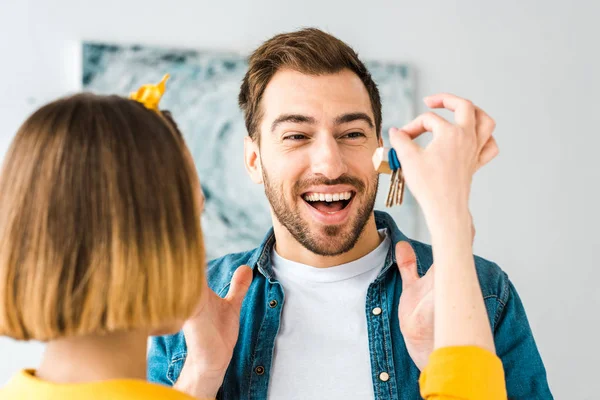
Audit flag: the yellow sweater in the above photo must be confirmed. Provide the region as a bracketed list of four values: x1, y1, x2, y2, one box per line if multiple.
[1, 346, 506, 399]
[0, 371, 196, 400]
[420, 346, 507, 400]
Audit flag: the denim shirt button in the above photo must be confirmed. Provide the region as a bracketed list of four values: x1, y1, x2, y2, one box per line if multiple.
[372, 307, 382, 316]
[255, 366, 265, 375]
[269, 300, 278, 308]
[379, 372, 390, 382]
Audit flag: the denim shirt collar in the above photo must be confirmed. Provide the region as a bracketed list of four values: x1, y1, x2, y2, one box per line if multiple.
[246, 210, 422, 282]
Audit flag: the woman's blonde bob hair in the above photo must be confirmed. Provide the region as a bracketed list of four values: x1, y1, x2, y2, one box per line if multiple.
[0, 93, 205, 341]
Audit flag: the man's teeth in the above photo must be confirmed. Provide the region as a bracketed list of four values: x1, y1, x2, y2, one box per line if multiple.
[303, 192, 353, 202]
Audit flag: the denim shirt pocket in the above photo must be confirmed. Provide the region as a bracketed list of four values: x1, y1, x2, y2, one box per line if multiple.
[167, 351, 187, 385]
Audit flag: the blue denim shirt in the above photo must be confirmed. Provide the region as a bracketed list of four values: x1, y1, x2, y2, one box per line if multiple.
[148, 211, 553, 399]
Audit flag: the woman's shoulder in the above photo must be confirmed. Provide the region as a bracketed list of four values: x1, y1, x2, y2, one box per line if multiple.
[103, 379, 197, 400]
[1, 370, 197, 400]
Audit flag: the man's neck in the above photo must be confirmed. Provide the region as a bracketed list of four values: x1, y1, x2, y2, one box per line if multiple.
[272, 214, 382, 268]
[36, 330, 149, 384]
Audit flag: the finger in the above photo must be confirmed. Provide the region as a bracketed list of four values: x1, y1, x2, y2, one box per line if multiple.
[389, 127, 421, 161]
[475, 107, 496, 150]
[193, 269, 213, 312]
[423, 93, 476, 132]
[400, 112, 455, 140]
[476, 137, 499, 171]
[421, 263, 435, 287]
[225, 265, 253, 311]
[395, 241, 420, 289]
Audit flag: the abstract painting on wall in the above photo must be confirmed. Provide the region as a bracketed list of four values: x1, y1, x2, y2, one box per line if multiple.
[82, 43, 417, 259]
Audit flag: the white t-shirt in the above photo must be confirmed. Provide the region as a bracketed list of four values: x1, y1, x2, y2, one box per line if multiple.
[267, 229, 391, 400]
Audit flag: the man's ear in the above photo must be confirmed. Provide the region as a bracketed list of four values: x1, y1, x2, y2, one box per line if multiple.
[378, 134, 384, 148]
[244, 136, 263, 184]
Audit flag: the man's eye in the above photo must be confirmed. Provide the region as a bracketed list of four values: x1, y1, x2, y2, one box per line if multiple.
[284, 134, 308, 141]
[343, 132, 366, 139]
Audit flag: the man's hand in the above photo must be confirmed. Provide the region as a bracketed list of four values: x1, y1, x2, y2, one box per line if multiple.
[175, 265, 253, 399]
[396, 241, 435, 370]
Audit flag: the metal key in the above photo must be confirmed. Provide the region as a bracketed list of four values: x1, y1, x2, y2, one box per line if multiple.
[373, 147, 405, 207]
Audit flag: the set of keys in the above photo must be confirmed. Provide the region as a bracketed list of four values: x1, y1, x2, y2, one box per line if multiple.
[372, 147, 405, 207]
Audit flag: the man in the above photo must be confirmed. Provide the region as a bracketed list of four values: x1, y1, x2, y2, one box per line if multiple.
[148, 28, 552, 399]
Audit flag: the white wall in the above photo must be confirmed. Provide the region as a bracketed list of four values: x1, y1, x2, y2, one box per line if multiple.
[1, 0, 598, 398]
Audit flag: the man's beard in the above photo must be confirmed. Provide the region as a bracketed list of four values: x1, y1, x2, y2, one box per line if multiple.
[263, 170, 378, 257]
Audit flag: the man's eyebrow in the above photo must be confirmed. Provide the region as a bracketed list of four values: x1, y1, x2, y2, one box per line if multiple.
[271, 114, 317, 133]
[334, 112, 374, 128]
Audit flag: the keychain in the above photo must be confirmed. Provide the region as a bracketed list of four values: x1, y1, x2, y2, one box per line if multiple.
[372, 147, 405, 207]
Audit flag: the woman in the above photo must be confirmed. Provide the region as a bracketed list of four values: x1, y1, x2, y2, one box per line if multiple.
[0, 78, 209, 399]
